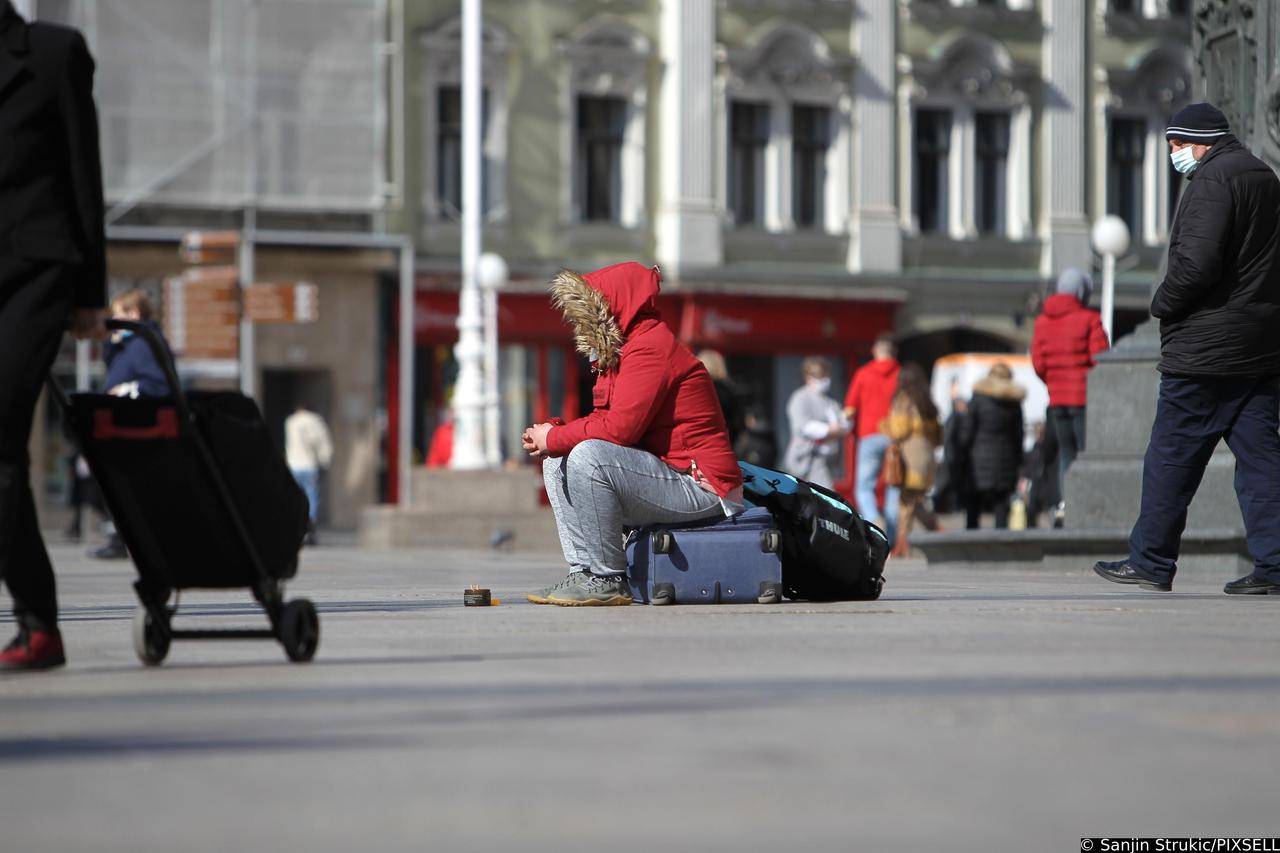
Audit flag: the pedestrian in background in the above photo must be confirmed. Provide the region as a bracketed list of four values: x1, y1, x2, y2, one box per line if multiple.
[0, 0, 107, 671]
[784, 356, 850, 490]
[88, 289, 172, 560]
[1031, 266, 1108, 523]
[958, 362, 1025, 529]
[285, 405, 333, 546]
[734, 405, 778, 470]
[1094, 102, 1280, 595]
[698, 349, 748, 448]
[843, 333, 901, 538]
[879, 363, 943, 557]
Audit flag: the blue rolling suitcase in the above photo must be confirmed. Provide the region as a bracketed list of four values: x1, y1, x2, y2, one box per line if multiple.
[626, 507, 784, 605]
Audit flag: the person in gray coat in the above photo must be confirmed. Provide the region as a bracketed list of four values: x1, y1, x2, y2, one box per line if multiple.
[783, 356, 850, 489]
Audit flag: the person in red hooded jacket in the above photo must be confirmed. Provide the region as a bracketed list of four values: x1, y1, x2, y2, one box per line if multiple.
[842, 333, 901, 541]
[1031, 267, 1109, 500]
[522, 263, 743, 606]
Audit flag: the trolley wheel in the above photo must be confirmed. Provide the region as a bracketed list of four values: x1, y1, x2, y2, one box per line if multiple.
[651, 530, 674, 554]
[760, 529, 781, 554]
[279, 599, 320, 663]
[132, 605, 170, 666]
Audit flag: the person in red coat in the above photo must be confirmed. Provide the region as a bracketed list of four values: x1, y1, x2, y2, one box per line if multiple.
[843, 333, 901, 540]
[1031, 268, 1109, 501]
[522, 263, 743, 606]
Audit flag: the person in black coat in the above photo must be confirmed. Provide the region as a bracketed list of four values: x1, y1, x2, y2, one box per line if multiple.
[0, 1, 106, 670]
[1095, 103, 1280, 595]
[958, 363, 1024, 529]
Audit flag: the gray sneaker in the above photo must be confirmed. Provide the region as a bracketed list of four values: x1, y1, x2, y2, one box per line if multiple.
[547, 572, 633, 607]
[527, 571, 590, 605]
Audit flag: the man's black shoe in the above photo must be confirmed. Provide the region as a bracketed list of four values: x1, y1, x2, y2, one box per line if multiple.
[1093, 559, 1172, 592]
[1223, 574, 1280, 595]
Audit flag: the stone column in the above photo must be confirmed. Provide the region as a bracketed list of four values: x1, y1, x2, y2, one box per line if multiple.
[1041, 0, 1091, 276]
[847, 0, 900, 273]
[655, 0, 722, 273]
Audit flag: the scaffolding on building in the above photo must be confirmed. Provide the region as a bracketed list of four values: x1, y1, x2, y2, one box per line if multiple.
[38, 0, 392, 219]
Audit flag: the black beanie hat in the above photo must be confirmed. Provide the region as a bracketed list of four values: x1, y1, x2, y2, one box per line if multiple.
[1166, 102, 1230, 142]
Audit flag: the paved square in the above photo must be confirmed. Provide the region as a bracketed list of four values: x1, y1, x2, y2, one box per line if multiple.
[2, 543, 1277, 852]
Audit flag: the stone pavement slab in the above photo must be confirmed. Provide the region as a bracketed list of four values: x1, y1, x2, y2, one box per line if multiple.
[2, 543, 1278, 852]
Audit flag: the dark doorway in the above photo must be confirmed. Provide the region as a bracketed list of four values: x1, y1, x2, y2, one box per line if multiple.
[263, 369, 333, 524]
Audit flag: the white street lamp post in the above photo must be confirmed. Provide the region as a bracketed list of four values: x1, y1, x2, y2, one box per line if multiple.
[450, 0, 487, 470]
[1090, 215, 1131, 343]
[478, 252, 508, 468]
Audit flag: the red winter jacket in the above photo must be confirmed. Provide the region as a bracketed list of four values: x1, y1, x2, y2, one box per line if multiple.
[1031, 294, 1109, 407]
[545, 263, 742, 499]
[843, 357, 900, 439]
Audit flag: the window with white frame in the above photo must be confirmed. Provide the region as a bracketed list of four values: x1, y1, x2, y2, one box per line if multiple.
[1108, 115, 1146, 239]
[576, 95, 627, 222]
[720, 22, 852, 235]
[560, 19, 650, 227]
[729, 101, 770, 226]
[1102, 47, 1192, 244]
[905, 36, 1032, 240]
[792, 104, 832, 229]
[914, 108, 951, 234]
[419, 18, 509, 225]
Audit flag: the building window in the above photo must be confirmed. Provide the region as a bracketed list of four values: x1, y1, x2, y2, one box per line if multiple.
[729, 101, 770, 226]
[914, 108, 951, 234]
[1111, 0, 1137, 13]
[575, 95, 627, 222]
[974, 111, 1009, 235]
[1108, 116, 1146, 239]
[419, 18, 511, 227]
[792, 105, 831, 229]
[435, 86, 491, 219]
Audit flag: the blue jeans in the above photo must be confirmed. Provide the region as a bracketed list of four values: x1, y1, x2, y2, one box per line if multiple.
[1129, 375, 1280, 582]
[855, 433, 899, 544]
[291, 468, 320, 524]
[543, 440, 726, 576]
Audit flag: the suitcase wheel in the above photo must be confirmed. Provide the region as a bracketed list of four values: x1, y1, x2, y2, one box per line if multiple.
[757, 582, 782, 605]
[651, 583, 675, 606]
[760, 529, 781, 554]
[651, 530, 674, 554]
[132, 605, 171, 666]
[279, 598, 321, 663]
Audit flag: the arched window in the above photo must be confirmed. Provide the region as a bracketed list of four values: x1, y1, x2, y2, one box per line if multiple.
[719, 21, 853, 234]
[418, 16, 511, 227]
[1102, 46, 1192, 244]
[558, 17, 651, 228]
[904, 34, 1034, 241]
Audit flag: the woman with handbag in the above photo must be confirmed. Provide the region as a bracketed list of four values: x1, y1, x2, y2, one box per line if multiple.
[879, 364, 943, 557]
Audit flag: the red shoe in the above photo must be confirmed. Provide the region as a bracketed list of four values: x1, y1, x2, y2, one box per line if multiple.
[0, 629, 66, 671]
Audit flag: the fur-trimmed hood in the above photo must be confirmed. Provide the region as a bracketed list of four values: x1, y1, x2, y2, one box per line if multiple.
[973, 374, 1026, 402]
[550, 262, 661, 370]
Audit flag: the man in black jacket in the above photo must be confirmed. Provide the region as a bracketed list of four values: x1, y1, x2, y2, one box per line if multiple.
[1095, 102, 1280, 594]
[0, 1, 106, 669]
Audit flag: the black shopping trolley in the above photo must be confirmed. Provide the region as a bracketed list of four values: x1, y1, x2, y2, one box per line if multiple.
[49, 319, 319, 665]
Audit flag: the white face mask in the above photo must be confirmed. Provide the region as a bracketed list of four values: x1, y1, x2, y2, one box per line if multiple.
[809, 377, 831, 394]
[1170, 145, 1200, 175]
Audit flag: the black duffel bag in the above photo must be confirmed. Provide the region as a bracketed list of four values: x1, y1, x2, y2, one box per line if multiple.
[739, 461, 888, 601]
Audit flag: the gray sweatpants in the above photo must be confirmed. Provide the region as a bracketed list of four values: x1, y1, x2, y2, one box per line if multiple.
[543, 439, 725, 576]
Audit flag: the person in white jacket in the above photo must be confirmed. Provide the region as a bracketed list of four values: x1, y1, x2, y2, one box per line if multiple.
[285, 406, 333, 544]
[782, 357, 850, 489]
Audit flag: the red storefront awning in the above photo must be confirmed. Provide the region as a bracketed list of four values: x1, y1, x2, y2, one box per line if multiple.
[413, 289, 896, 355]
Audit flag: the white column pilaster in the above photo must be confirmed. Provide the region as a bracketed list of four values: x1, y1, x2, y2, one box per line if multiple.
[1042, 0, 1092, 277]
[655, 0, 722, 273]
[848, 0, 901, 273]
